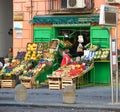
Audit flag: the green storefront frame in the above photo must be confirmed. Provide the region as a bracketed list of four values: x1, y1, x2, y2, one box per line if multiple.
[90, 26, 111, 84]
[32, 14, 111, 84]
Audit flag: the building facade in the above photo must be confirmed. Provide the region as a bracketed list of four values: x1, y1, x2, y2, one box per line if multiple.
[12, 0, 120, 57]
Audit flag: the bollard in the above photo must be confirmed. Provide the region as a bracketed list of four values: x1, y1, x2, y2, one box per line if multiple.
[15, 84, 27, 102]
[63, 85, 76, 104]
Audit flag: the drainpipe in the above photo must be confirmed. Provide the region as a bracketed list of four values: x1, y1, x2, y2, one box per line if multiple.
[30, 0, 33, 42]
[30, 0, 33, 19]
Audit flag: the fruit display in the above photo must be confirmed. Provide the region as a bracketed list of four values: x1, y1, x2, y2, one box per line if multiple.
[0, 59, 21, 78]
[94, 49, 110, 60]
[42, 48, 57, 61]
[49, 62, 86, 78]
[0, 59, 38, 80]
[48, 39, 59, 50]
[10, 59, 21, 68]
[23, 40, 59, 62]
[37, 42, 49, 59]
[37, 42, 48, 51]
[37, 41, 58, 61]
[59, 40, 73, 48]
[24, 43, 38, 60]
[19, 61, 46, 80]
[16, 51, 26, 60]
[89, 44, 100, 51]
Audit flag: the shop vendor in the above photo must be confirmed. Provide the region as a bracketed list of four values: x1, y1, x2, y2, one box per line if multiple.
[60, 49, 72, 67]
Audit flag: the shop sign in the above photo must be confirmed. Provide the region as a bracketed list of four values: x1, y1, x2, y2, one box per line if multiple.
[14, 21, 23, 30]
[16, 30, 22, 38]
[13, 13, 24, 21]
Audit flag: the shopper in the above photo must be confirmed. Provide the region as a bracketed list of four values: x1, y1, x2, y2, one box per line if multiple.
[5, 47, 13, 62]
[2, 58, 10, 69]
[60, 49, 71, 67]
[0, 61, 3, 70]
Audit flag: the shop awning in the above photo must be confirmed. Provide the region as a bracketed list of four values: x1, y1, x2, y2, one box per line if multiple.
[30, 14, 99, 25]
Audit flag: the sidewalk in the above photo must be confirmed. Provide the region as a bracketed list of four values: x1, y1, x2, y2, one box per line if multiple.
[0, 86, 120, 110]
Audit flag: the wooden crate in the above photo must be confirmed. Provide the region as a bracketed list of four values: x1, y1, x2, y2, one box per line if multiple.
[48, 77, 62, 90]
[62, 77, 76, 89]
[21, 79, 33, 89]
[1, 80, 16, 88]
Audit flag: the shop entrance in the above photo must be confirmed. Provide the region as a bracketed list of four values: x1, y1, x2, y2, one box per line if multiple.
[55, 26, 90, 57]
[0, 0, 13, 57]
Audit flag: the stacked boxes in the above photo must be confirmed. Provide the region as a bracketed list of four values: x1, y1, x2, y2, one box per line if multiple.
[48, 77, 62, 90]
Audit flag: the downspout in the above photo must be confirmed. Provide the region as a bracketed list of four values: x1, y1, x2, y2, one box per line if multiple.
[30, 0, 34, 42]
[30, 0, 33, 19]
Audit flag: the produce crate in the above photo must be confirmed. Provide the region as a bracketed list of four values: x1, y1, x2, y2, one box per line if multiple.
[48, 77, 62, 90]
[62, 77, 76, 89]
[21, 79, 33, 89]
[1, 80, 16, 88]
[3, 75, 16, 80]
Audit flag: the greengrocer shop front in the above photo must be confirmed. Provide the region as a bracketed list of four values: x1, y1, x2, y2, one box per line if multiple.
[30, 14, 111, 86]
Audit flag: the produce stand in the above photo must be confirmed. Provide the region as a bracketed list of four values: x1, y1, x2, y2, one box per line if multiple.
[0, 59, 21, 88]
[36, 64, 53, 83]
[47, 62, 94, 90]
[19, 62, 46, 88]
[35, 39, 60, 83]
[18, 39, 60, 88]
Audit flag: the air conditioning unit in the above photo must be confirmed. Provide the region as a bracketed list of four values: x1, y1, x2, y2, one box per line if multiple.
[106, 0, 120, 3]
[99, 5, 118, 26]
[67, 0, 86, 9]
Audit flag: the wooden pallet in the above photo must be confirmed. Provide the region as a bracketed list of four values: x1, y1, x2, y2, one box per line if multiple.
[62, 77, 76, 89]
[48, 77, 62, 90]
[1, 80, 16, 88]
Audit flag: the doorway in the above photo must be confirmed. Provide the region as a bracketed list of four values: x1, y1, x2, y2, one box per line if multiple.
[0, 0, 13, 57]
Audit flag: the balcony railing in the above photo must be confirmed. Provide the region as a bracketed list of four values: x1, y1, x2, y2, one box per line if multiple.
[48, 0, 94, 15]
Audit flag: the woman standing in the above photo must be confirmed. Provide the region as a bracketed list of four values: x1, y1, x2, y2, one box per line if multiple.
[60, 49, 71, 67]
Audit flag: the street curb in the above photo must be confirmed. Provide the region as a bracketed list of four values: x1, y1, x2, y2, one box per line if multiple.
[0, 102, 120, 111]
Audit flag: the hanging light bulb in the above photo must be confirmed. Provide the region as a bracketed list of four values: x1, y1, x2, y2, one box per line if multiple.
[64, 33, 69, 38]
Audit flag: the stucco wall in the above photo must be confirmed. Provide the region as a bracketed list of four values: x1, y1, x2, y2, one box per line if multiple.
[13, 0, 120, 57]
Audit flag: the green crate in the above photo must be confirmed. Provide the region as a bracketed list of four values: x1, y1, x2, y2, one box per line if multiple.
[90, 26, 110, 48]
